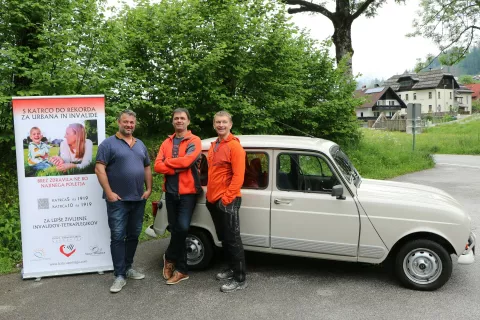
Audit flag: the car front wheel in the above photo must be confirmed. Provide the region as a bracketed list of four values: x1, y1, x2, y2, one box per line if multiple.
[186, 228, 214, 270]
[394, 239, 452, 291]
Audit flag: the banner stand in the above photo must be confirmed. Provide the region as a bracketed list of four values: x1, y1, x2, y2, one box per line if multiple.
[13, 95, 113, 279]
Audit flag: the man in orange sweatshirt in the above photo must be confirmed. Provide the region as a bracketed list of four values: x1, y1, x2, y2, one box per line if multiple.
[206, 110, 247, 292]
[154, 108, 202, 285]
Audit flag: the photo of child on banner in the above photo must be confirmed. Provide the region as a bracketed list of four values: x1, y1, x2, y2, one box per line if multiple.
[24, 120, 98, 177]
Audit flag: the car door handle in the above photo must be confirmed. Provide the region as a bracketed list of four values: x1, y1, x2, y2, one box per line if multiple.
[274, 199, 291, 205]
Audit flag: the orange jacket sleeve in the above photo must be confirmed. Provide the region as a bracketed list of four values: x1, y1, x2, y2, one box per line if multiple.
[221, 142, 245, 205]
[154, 142, 175, 175]
[164, 136, 201, 169]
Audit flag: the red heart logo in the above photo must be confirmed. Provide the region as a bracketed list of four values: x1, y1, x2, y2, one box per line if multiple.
[60, 244, 76, 257]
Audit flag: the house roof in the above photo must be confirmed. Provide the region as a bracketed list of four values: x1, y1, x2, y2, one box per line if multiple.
[384, 69, 458, 91]
[464, 84, 480, 99]
[354, 86, 407, 109]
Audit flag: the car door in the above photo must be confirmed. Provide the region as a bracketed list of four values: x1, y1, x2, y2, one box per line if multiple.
[270, 150, 360, 259]
[239, 150, 272, 248]
[191, 150, 272, 248]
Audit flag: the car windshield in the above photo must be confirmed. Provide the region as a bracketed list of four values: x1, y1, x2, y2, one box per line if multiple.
[331, 146, 362, 188]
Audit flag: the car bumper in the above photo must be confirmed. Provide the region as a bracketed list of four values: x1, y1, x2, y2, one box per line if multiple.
[458, 232, 476, 265]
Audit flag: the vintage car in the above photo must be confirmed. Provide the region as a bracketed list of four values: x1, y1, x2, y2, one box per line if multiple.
[146, 135, 475, 291]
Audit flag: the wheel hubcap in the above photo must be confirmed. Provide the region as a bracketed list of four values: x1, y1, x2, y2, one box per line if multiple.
[403, 248, 442, 284]
[185, 235, 204, 265]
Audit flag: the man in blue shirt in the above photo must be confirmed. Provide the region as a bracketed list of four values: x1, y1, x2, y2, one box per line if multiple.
[95, 110, 152, 293]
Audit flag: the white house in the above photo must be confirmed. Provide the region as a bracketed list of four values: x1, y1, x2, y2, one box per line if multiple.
[354, 86, 407, 120]
[383, 69, 473, 114]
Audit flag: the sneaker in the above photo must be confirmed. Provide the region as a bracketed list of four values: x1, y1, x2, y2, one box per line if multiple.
[216, 269, 234, 281]
[126, 268, 145, 280]
[163, 254, 175, 280]
[220, 279, 247, 293]
[110, 276, 126, 293]
[166, 271, 189, 285]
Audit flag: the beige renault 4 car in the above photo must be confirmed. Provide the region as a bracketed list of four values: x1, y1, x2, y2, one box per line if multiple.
[147, 135, 475, 291]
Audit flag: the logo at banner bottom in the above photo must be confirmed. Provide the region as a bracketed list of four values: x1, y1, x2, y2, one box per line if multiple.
[60, 244, 76, 257]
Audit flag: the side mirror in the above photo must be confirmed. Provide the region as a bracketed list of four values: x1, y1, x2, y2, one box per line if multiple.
[331, 185, 346, 200]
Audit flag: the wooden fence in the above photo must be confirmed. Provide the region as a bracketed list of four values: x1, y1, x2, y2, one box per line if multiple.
[368, 119, 407, 131]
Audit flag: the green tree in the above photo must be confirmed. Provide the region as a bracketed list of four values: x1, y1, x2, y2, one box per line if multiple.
[410, 0, 480, 68]
[459, 75, 476, 84]
[110, 0, 361, 144]
[0, 0, 113, 159]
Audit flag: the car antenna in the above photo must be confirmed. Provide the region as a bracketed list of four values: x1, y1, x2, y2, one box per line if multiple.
[274, 119, 316, 138]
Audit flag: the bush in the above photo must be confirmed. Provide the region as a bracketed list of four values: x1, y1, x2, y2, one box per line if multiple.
[472, 100, 480, 113]
[0, 162, 22, 272]
[443, 115, 455, 122]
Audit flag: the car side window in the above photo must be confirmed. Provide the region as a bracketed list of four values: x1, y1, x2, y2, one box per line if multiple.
[199, 152, 269, 189]
[277, 153, 339, 193]
[243, 152, 269, 189]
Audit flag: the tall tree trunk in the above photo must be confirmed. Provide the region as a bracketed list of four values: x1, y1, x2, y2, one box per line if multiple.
[331, 16, 353, 73]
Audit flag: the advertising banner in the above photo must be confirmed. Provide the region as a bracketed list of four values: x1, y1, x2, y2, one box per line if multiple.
[12, 95, 113, 279]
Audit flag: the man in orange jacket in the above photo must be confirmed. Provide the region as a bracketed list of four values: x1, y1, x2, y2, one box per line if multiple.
[154, 108, 202, 285]
[206, 110, 247, 292]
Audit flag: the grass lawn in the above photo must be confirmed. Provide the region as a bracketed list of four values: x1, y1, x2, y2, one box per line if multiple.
[348, 115, 480, 180]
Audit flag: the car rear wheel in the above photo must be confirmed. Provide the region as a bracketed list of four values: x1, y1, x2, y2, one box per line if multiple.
[394, 239, 452, 291]
[186, 228, 214, 270]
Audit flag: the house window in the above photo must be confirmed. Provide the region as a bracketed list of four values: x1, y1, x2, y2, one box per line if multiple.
[373, 112, 380, 117]
[438, 92, 441, 98]
[413, 93, 417, 100]
[360, 112, 363, 117]
[429, 105, 432, 112]
[450, 92, 452, 99]
[389, 101, 394, 106]
[398, 94, 401, 99]
[405, 94, 409, 101]
[429, 92, 432, 99]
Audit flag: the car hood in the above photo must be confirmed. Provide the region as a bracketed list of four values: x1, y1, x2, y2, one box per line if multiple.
[356, 179, 471, 256]
[357, 179, 461, 208]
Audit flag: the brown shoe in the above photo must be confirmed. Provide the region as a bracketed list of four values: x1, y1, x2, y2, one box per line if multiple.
[166, 271, 189, 285]
[162, 254, 175, 280]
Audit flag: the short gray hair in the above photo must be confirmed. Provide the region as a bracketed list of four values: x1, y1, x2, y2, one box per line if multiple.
[213, 110, 232, 123]
[117, 109, 136, 120]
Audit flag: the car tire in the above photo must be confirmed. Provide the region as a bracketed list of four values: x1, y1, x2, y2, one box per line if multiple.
[186, 228, 214, 270]
[394, 239, 452, 291]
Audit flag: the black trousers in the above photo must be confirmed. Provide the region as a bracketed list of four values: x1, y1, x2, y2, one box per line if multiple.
[206, 197, 246, 282]
[165, 193, 196, 274]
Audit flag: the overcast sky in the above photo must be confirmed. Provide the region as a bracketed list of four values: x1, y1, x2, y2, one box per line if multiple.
[106, 0, 438, 81]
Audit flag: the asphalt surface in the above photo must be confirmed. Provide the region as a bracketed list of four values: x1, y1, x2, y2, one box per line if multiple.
[1, 154, 479, 320]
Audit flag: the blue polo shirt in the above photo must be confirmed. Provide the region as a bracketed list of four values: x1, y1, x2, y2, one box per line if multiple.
[96, 134, 150, 201]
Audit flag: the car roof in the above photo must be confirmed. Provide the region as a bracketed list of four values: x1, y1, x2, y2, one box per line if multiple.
[201, 135, 336, 152]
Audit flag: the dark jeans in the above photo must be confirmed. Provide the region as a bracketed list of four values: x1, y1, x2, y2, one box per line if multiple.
[165, 193, 197, 274]
[206, 197, 246, 282]
[106, 199, 146, 278]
